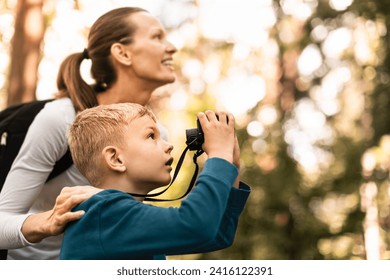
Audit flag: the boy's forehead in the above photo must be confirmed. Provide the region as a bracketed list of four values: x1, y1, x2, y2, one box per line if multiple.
[127, 114, 157, 129]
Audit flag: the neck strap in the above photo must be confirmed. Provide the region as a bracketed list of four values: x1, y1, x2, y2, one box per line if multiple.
[128, 144, 204, 202]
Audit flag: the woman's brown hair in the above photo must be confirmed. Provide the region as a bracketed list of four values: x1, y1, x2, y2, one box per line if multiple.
[56, 7, 147, 111]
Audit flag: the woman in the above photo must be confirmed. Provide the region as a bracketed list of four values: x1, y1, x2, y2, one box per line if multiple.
[0, 7, 177, 259]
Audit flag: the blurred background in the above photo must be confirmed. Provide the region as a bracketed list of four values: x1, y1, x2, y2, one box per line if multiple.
[1, 0, 390, 260]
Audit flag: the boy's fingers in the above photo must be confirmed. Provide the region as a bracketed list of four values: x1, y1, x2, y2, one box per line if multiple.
[216, 111, 227, 124]
[227, 113, 235, 128]
[205, 110, 218, 122]
[197, 112, 207, 126]
[199, 110, 234, 126]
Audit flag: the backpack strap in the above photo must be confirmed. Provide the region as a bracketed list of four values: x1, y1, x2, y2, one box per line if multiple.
[0, 100, 54, 188]
[0, 249, 7, 260]
[47, 149, 73, 182]
[0, 99, 74, 187]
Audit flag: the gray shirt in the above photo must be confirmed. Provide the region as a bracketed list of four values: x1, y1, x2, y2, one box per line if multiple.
[0, 98, 89, 259]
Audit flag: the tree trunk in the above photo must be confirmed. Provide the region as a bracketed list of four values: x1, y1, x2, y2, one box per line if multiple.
[7, 0, 44, 106]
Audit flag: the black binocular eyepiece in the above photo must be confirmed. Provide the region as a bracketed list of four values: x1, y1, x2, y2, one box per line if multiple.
[185, 119, 204, 151]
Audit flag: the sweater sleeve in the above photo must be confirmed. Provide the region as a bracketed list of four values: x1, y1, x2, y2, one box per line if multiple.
[187, 182, 251, 254]
[0, 98, 74, 249]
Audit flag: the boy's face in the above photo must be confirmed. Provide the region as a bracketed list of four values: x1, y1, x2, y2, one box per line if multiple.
[121, 115, 174, 193]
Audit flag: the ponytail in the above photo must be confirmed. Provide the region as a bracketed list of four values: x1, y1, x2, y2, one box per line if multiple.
[56, 7, 148, 112]
[56, 51, 98, 112]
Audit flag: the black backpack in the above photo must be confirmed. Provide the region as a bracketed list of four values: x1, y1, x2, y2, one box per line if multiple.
[0, 99, 73, 260]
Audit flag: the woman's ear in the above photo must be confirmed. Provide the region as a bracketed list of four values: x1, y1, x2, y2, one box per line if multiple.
[110, 43, 132, 66]
[102, 146, 126, 172]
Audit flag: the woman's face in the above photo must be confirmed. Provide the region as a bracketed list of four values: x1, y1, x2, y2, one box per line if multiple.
[126, 12, 177, 87]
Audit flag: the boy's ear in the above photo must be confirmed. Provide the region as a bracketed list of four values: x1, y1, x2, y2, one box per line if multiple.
[102, 146, 126, 172]
[110, 43, 132, 66]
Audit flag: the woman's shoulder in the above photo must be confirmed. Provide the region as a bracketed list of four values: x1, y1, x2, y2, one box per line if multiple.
[46, 97, 73, 107]
[34, 97, 76, 126]
[25, 97, 76, 142]
[43, 97, 75, 119]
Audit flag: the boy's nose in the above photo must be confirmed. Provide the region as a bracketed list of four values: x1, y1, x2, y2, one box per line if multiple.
[167, 144, 174, 153]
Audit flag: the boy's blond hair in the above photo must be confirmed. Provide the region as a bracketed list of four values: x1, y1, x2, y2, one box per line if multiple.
[68, 103, 156, 186]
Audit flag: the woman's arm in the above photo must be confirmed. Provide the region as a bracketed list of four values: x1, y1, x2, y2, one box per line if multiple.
[0, 99, 94, 248]
[21, 186, 102, 243]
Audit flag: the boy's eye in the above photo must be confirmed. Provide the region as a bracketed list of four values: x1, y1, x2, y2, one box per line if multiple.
[148, 133, 155, 139]
[154, 33, 163, 40]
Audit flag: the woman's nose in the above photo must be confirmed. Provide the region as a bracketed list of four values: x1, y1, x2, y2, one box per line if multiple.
[166, 40, 177, 54]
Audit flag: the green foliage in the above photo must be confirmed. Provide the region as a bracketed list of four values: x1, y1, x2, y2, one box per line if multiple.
[189, 0, 390, 259]
[3, 0, 390, 260]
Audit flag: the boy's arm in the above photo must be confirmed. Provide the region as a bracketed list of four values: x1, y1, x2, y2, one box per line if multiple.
[183, 182, 251, 254]
[186, 124, 250, 253]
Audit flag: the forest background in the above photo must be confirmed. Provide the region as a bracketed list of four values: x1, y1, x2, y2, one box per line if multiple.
[1, 0, 390, 260]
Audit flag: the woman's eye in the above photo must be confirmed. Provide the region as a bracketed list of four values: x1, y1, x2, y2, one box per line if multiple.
[154, 34, 162, 40]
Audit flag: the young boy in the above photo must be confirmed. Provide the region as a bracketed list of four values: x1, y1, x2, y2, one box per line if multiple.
[60, 103, 251, 260]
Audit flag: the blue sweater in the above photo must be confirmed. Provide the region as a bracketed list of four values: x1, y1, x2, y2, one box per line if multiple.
[60, 158, 251, 260]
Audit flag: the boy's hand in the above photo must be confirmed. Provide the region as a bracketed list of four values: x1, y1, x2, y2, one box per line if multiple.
[198, 110, 235, 164]
[233, 134, 240, 169]
[233, 134, 241, 188]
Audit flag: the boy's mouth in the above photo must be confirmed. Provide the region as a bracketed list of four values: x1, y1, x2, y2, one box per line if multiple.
[165, 157, 174, 166]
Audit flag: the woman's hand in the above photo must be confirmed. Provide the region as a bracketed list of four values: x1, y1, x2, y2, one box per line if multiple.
[21, 186, 102, 243]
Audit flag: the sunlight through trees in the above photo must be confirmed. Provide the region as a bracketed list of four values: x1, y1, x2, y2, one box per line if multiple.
[1, 0, 390, 259]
